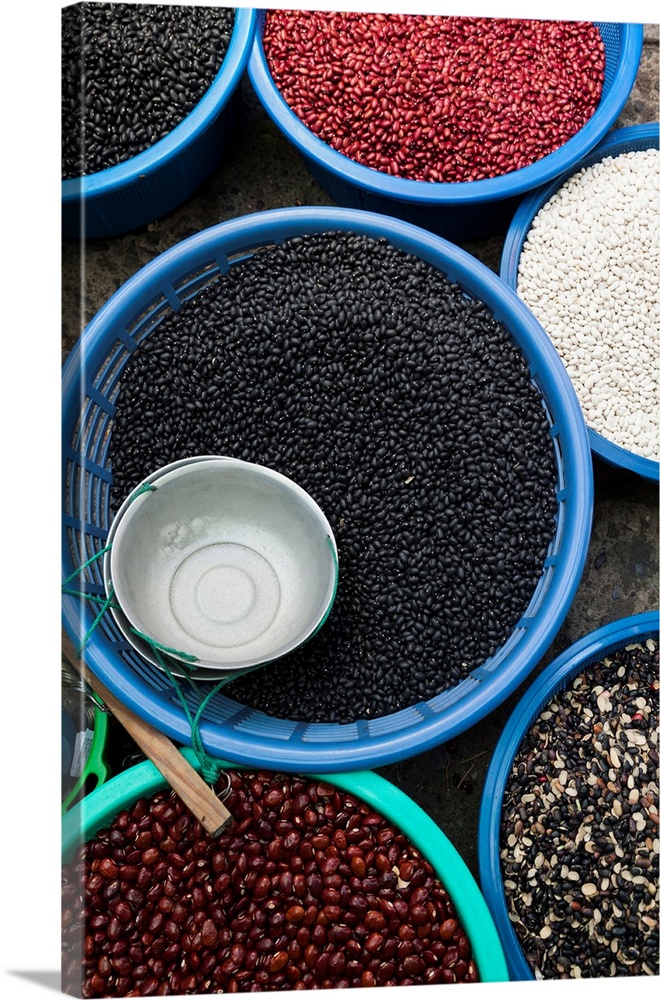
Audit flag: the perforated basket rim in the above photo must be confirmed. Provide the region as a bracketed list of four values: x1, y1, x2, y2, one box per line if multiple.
[62, 206, 594, 771]
[500, 123, 660, 483]
[61, 7, 257, 202]
[477, 609, 660, 981]
[247, 16, 643, 207]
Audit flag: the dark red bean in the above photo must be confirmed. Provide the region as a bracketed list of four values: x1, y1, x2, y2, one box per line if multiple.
[439, 917, 458, 941]
[364, 910, 386, 931]
[328, 923, 352, 945]
[61, 772, 477, 996]
[350, 855, 366, 878]
[269, 950, 289, 973]
[376, 959, 397, 982]
[97, 857, 119, 879]
[410, 904, 431, 926]
[89, 973, 106, 994]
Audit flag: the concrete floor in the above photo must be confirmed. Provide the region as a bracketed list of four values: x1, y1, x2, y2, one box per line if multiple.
[61, 23, 659, 887]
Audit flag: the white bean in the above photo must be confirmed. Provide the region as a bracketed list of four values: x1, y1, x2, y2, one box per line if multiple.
[516, 148, 659, 461]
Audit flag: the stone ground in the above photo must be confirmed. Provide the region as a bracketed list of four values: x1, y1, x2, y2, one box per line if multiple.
[62, 24, 659, 885]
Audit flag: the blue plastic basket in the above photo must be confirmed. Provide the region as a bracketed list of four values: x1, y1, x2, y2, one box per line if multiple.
[62, 206, 593, 772]
[500, 123, 660, 483]
[248, 15, 643, 242]
[62, 7, 257, 240]
[477, 609, 660, 981]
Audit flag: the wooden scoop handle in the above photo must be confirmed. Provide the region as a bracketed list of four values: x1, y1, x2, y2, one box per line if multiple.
[61, 628, 233, 837]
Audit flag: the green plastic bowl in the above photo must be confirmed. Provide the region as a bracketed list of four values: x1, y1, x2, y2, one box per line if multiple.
[62, 749, 509, 984]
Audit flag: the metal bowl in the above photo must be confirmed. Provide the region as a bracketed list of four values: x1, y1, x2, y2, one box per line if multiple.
[104, 456, 338, 674]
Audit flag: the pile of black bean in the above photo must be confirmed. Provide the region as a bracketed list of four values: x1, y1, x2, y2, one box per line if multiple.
[62, 3, 235, 179]
[108, 231, 558, 723]
[499, 637, 659, 979]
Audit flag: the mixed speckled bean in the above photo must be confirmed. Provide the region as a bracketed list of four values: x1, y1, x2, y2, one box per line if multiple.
[262, 10, 605, 183]
[62, 771, 478, 995]
[500, 638, 659, 979]
[108, 231, 558, 723]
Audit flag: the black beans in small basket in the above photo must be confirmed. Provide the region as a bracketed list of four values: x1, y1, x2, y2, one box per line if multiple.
[61, 3, 235, 179]
[108, 231, 558, 723]
[500, 638, 659, 979]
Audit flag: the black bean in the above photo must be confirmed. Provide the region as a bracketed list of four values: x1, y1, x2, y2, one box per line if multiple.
[108, 231, 559, 723]
[61, 4, 235, 179]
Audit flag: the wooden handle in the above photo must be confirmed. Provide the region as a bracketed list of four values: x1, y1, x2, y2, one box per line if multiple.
[62, 629, 233, 837]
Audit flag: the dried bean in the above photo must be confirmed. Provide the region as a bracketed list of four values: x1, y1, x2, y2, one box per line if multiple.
[516, 148, 660, 461]
[500, 639, 659, 979]
[62, 769, 477, 994]
[109, 230, 557, 724]
[262, 11, 604, 183]
[61, 4, 235, 178]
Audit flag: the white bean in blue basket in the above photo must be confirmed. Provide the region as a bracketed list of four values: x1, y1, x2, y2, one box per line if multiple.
[516, 148, 659, 462]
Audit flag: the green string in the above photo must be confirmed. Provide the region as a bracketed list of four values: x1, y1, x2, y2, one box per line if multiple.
[129, 627, 199, 664]
[62, 479, 236, 785]
[61, 589, 120, 609]
[141, 637, 248, 784]
[62, 543, 113, 589]
[77, 581, 117, 656]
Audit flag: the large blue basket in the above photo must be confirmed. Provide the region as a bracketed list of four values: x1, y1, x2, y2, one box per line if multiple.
[477, 610, 660, 981]
[62, 7, 257, 240]
[248, 16, 643, 242]
[500, 123, 660, 483]
[62, 206, 593, 772]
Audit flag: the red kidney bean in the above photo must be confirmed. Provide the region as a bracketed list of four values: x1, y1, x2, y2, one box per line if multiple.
[310, 922, 327, 948]
[364, 909, 386, 931]
[374, 852, 391, 873]
[328, 950, 347, 977]
[97, 857, 119, 879]
[269, 949, 289, 973]
[328, 923, 352, 945]
[89, 972, 106, 994]
[263, 11, 604, 184]
[292, 873, 307, 898]
[410, 903, 432, 927]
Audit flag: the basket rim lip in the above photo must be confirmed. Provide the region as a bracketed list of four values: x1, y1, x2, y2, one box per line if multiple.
[62, 205, 594, 771]
[61, 750, 510, 982]
[476, 609, 660, 981]
[61, 6, 257, 201]
[499, 122, 660, 483]
[247, 15, 643, 206]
